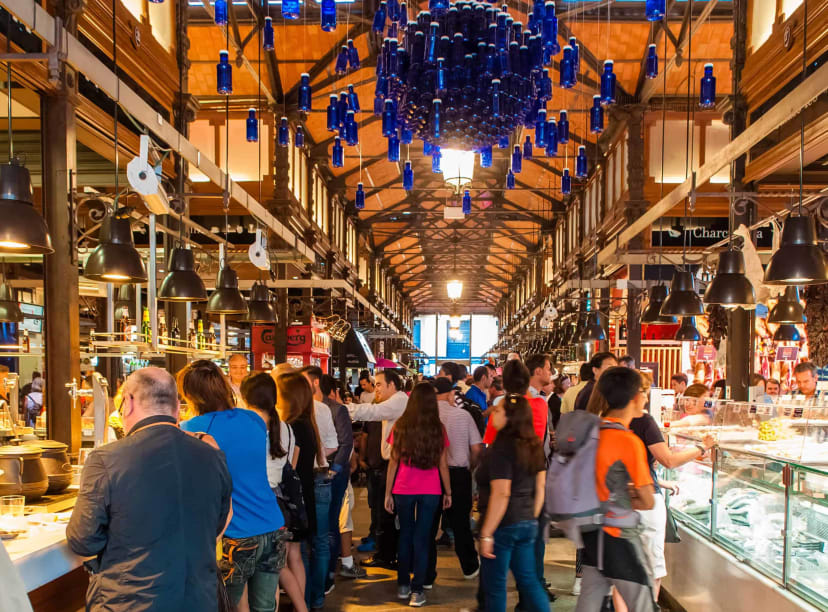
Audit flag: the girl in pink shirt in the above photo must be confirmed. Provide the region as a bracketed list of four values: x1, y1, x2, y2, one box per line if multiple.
[385, 383, 451, 606]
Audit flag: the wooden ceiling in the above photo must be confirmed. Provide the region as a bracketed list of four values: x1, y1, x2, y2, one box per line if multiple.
[186, 0, 735, 312]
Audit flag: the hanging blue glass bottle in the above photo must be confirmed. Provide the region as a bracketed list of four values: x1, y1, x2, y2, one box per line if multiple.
[600, 60, 616, 106]
[462, 190, 472, 214]
[645, 44, 658, 79]
[436, 58, 447, 94]
[278, 117, 289, 147]
[558, 111, 569, 144]
[542, 2, 559, 56]
[523, 136, 533, 160]
[561, 168, 571, 195]
[540, 69, 552, 101]
[298, 73, 312, 112]
[337, 93, 348, 126]
[214, 0, 228, 25]
[499, 134, 510, 149]
[326, 94, 338, 131]
[700, 63, 716, 108]
[560, 47, 575, 89]
[432, 147, 442, 173]
[355, 183, 365, 210]
[403, 161, 414, 191]
[432, 98, 442, 139]
[373, 95, 383, 116]
[569, 37, 579, 74]
[491, 79, 501, 117]
[263, 17, 274, 51]
[576, 146, 588, 178]
[246, 108, 258, 142]
[424, 141, 433, 156]
[535, 109, 547, 147]
[346, 85, 360, 113]
[345, 111, 359, 146]
[332, 137, 344, 168]
[321, 0, 337, 31]
[282, 0, 299, 20]
[335, 45, 349, 74]
[217, 50, 232, 94]
[480, 146, 493, 168]
[295, 125, 305, 148]
[590, 96, 604, 134]
[512, 145, 522, 174]
[382, 99, 396, 137]
[348, 39, 361, 70]
[646, 0, 666, 22]
[506, 169, 515, 190]
[387, 133, 400, 161]
[429, 0, 448, 17]
[372, 1, 387, 33]
[400, 128, 412, 144]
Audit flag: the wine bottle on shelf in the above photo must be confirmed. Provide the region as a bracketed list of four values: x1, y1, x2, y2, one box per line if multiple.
[158, 311, 168, 347]
[141, 307, 151, 343]
[206, 326, 215, 349]
[196, 319, 205, 350]
[22, 329, 30, 353]
[171, 317, 181, 341]
[188, 319, 196, 348]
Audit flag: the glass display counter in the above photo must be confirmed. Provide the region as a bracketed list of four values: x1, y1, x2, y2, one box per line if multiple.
[661, 400, 828, 610]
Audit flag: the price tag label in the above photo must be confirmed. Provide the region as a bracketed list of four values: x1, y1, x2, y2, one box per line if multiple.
[794, 407, 804, 418]
[749, 405, 757, 414]
[775, 346, 800, 361]
[695, 345, 717, 361]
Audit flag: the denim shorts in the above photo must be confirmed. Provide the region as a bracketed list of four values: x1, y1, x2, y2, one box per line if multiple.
[219, 528, 288, 587]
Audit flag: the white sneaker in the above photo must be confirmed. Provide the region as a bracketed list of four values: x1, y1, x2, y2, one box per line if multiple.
[398, 586, 412, 599]
[463, 566, 480, 580]
[572, 577, 582, 596]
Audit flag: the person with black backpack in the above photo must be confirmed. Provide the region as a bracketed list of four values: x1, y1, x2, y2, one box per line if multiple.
[438, 362, 485, 436]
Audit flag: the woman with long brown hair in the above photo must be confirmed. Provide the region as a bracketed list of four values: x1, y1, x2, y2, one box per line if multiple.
[274, 371, 326, 610]
[384, 382, 451, 608]
[477, 394, 550, 612]
[178, 360, 285, 611]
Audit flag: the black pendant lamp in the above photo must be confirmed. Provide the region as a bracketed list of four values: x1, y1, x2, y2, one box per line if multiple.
[84, 215, 148, 283]
[114, 283, 136, 320]
[0, 162, 53, 255]
[764, 216, 828, 285]
[581, 311, 607, 343]
[0, 277, 22, 322]
[159, 247, 207, 302]
[660, 271, 704, 316]
[773, 323, 801, 343]
[207, 263, 248, 315]
[768, 286, 805, 324]
[704, 250, 756, 309]
[674, 316, 701, 342]
[244, 282, 276, 323]
[642, 284, 678, 324]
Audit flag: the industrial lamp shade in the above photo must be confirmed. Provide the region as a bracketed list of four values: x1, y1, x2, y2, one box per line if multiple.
[660, 271, 704, 316]
[674, 316, 701, 342]
[768, 286, 805, 324]
[581, 311, 607, 342]
[773, 323, 801, 343]
[84, 216, 148, 283]
[642, 284, 677, 324]
[159, 248, 207, 302]
[764, 216, 828, 285]
[206, 265, 248, 315]
[114, 283, 136, 320]
[0, 281, 22, 322]
[0, 163, 53, 254]
[703, 250, 756, 309]
[244, 282, 276, 323]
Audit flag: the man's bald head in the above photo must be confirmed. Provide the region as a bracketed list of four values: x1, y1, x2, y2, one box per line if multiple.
[122, 367, 180, 432]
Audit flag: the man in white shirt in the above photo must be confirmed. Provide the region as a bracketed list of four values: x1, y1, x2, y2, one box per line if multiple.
[348, 369, 408, 569]
[226, 354, 248, 406]
[300, 367, 339, 464]
[358, 372, 376, 404]
[434, 378, 482, 581]
[526, 353, 556, 398]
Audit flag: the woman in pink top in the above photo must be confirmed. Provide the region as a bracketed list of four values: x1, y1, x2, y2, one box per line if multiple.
[385, 383, 451, 607]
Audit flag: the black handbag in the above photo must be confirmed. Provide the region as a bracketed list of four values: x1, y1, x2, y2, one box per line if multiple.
[276, 427, 309, 537]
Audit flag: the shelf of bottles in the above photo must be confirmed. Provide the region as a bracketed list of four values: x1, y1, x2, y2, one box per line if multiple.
[0, 330, 43, 357]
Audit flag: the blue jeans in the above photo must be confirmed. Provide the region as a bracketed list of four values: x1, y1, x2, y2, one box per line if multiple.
[220, 530, 285, 612]
[327, 465, 351, 576]
[303, 474, 331, 608]
[395, 494, 441, 594]
[480, 519, 551, 612]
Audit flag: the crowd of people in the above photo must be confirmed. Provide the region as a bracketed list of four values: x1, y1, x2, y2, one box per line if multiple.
[63, 351, 825, 611]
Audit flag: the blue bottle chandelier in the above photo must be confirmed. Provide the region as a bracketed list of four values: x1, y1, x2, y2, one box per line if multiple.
[363, 0, 567, 157]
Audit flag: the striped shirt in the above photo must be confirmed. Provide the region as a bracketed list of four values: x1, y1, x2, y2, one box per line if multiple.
[438, 399, 482, 468]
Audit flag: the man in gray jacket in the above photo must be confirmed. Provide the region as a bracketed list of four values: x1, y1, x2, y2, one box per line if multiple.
[67, 367, 232, 611]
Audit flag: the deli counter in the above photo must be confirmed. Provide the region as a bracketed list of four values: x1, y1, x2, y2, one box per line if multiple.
[660, 399, 828, 612]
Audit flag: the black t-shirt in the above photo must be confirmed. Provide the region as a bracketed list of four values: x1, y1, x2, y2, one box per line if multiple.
[291, 417, 319, 532]
[476, 436, 543, 528]
[629, 413, 664, 494]
[573, 380, 595, 412]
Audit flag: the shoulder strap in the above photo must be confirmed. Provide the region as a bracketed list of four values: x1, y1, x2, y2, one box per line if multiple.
[600, 420, 627, 431]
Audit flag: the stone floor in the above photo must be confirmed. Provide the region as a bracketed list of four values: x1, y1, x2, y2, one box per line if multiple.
[320, 486, 580, 611]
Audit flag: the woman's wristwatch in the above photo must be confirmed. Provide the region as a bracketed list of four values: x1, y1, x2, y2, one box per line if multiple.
[695, 444, 709, 457]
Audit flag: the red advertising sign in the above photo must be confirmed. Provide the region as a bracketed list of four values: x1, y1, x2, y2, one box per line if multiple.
[775, 346, 799, 361]
[287, 325, 311, 352]
[251, 324, 275, 354]
[695, 345, 717, 362]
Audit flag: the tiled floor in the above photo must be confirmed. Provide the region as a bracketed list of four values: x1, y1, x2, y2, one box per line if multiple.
[321, 486, 580, 611]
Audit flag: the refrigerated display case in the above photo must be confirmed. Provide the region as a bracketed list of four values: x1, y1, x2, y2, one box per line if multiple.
[661, 400, 828, 611]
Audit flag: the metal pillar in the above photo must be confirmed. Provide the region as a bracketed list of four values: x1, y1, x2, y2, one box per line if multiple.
[41, 79, 81, 452]
[627, 265, 643, 367]
[274, 263, 288, 364]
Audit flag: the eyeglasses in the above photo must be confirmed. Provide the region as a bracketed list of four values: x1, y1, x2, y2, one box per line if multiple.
[118, 391, 134, 413]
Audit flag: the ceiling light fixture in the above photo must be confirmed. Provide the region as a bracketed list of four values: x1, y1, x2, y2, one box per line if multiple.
[84, 215, 148, 283]
[768, 286, 805, 324]
[0, 266, 22, 322]
[206, 245, 248, 315]
[704, 250, 756, 309]
[447, 280, 463, 301]
[641, 284, 677, 324]
[442, 149, 475, 191]
[674, 316, 701, 342]
[773, 323, 801, 343]
[244, 281, 276, 323]
[158, 247, 207, 302]
[661, 271, 704, 317]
